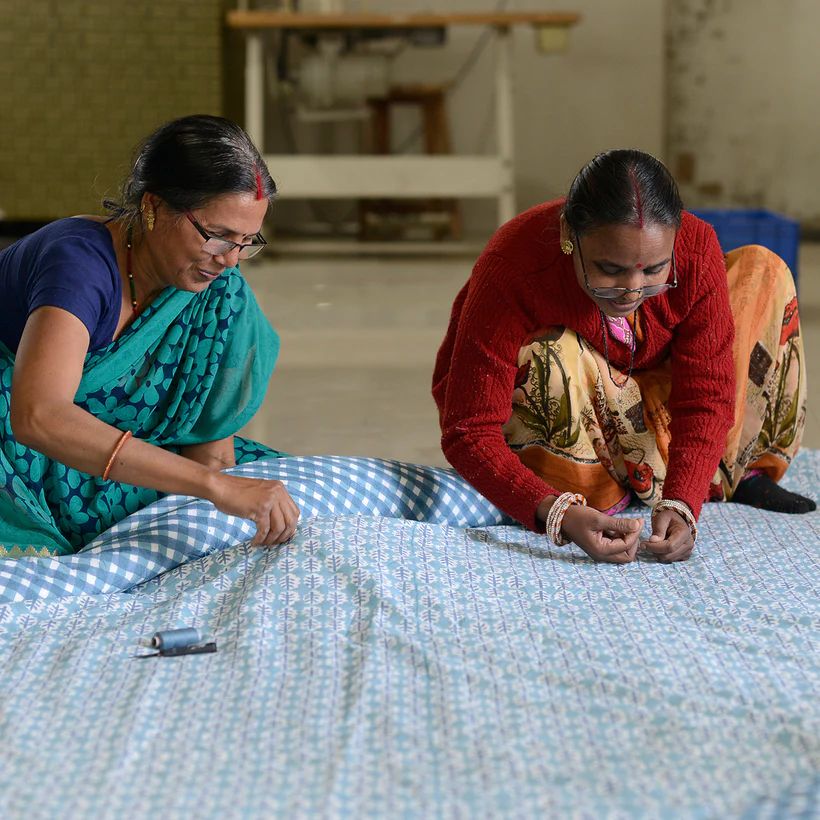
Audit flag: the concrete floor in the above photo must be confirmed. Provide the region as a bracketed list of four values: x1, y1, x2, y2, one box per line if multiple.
[240, 242, 820, 466]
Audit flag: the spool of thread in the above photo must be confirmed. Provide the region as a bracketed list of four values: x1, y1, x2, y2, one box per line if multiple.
[150, 628, 202, 651]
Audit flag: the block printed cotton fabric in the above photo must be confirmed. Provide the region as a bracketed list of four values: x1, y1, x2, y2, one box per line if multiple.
[0, 451, 817, 818]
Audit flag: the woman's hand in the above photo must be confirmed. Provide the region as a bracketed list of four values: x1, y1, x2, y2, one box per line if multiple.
[640, 509, 695, 562]
[536, 493, 642, 563]
[560, 505, 642, 563]
[209, 473, 300, 547]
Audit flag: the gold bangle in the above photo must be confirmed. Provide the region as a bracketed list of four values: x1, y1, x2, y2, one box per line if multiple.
[546, 492, 587, 546]
[102, 430, 133, 481]
[652, 499, 698, 542]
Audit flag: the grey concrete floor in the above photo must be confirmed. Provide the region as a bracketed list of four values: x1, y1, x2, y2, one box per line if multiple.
[240, 242, 820, 465]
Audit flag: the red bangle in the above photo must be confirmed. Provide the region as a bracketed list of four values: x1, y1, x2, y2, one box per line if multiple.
[102, 430, 133, 481]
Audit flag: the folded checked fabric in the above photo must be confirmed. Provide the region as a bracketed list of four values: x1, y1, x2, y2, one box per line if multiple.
[0, 455, 511, 603]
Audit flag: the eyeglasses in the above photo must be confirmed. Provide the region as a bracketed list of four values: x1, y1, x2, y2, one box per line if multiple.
[576, 236, 677, 299]
[185, 212, 267, 260]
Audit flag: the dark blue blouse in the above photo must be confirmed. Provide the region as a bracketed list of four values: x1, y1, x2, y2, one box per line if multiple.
[0, 218, 121, 353]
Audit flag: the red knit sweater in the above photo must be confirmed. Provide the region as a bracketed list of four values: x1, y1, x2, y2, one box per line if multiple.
[432, 199, 736, 530]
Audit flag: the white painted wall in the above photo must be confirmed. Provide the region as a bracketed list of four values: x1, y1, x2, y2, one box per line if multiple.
[262, 0, 665, 238]
[667, 0, 820, 224]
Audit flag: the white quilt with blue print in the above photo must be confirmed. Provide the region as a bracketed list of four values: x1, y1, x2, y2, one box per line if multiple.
[0, 453, 817, 818]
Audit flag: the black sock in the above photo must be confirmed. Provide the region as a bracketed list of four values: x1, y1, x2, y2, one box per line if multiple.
[732, 474, 817, 514]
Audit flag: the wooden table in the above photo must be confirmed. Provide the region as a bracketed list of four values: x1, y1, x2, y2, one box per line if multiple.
[226, 10, 581, 227]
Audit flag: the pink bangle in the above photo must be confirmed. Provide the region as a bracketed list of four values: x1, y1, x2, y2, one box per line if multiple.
[102, 431, 133, 481]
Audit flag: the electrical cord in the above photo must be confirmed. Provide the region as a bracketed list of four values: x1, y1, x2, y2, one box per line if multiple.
[394, 0, 510, 154]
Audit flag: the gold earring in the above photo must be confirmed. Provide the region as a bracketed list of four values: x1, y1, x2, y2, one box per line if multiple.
[560, 238, 574, 255]
[145, 207, 155, 232]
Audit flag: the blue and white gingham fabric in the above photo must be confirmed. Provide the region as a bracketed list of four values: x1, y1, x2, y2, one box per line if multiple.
[0, 456, 510, 603]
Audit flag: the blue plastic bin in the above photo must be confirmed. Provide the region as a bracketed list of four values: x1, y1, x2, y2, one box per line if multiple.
[689, 208, 800, 285]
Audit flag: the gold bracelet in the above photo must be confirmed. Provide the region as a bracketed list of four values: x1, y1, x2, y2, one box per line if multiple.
[102, 430, 133, 481]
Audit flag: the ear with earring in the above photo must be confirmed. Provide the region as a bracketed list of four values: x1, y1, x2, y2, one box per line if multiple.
[140, 202, 155, 232]
[560, 238, 574, 255]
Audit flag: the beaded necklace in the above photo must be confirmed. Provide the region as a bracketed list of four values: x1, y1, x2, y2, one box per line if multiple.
[125, 225, 140, 315]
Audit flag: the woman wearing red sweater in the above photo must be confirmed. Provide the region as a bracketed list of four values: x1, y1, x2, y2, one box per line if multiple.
[433, 149, 813, 564]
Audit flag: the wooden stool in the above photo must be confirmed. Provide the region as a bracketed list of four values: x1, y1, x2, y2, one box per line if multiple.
[359, 84, 462, 241]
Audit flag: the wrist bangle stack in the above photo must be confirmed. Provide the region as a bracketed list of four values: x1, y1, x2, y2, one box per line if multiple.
[102, 430, 133, 481]
[546, 492, 587, 546]
[652, 499, 698, 542]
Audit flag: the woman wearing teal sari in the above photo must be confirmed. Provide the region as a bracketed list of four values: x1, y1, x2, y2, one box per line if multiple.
[0, 115, 300, 557]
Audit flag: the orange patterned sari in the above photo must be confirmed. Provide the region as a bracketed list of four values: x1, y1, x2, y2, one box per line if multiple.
[502, 246, 806, 512]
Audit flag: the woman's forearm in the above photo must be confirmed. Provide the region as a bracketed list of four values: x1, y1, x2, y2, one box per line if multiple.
[180, 437, 236, 471]
[12, 401, 220, 501]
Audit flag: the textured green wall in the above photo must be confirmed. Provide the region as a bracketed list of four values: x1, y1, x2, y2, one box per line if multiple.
[0, 0, 224, 220]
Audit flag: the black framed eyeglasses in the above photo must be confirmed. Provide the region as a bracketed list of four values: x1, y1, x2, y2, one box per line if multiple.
[576, 235, 677, 299]
[185, 212, 267, 260]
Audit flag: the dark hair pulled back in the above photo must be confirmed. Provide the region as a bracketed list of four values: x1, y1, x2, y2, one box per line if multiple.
[104, 114, 276, 221]
[562, 149, 682, 237]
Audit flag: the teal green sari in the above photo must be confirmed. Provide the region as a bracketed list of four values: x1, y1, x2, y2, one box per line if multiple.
[0, 268, 280, 557]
